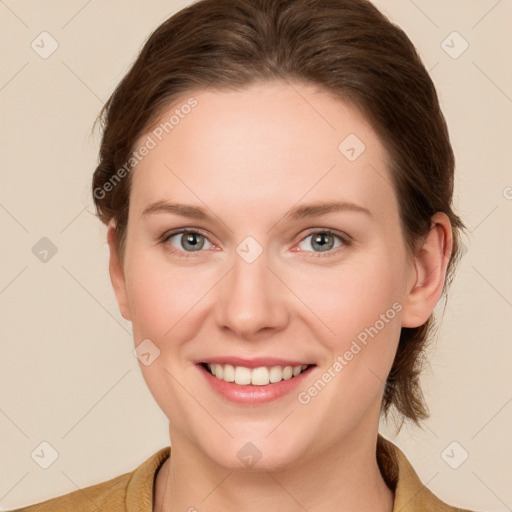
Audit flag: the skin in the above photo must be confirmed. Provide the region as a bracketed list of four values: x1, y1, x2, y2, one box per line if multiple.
[107, 80, 452, 512]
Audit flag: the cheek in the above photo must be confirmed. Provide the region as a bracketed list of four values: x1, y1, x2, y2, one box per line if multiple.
[124, 251, 202, 426]
[292, 249, 406, 408]
[297, 256, 405, 345]
[124, 249, 205, 341]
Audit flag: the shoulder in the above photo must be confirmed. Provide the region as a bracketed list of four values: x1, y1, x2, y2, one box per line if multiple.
[8, 446, 171, 512]
[377, 434, 482, 512]
[8, 471, 131, 512]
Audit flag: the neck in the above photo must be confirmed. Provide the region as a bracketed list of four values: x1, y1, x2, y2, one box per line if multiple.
[155, 426, 394, 512]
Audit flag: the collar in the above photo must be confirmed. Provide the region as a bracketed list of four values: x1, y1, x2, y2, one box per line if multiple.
[125, 433, 466, 511]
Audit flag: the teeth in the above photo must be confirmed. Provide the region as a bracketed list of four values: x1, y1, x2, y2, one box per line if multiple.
[206, 363, 309, 385]
[223, 364, 235, 382]
[269, 366, 283, 383]
[251, 366, 270, 386]
[234, 366, 251, 385]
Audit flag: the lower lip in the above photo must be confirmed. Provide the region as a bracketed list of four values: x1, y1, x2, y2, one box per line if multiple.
[197, 364, 313, 405]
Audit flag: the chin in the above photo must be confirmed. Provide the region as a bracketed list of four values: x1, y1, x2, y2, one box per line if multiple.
[195, 430, 305, 473]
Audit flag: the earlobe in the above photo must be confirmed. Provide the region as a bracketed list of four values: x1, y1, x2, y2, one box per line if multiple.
[107, 220, 131, 321]
[401, 213, 453, 328]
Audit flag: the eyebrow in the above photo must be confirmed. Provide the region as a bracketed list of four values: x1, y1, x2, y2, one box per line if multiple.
[141, 200, 372, 221]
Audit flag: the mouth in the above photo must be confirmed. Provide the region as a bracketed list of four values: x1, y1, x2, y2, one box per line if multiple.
[196, 358, 316, 404]
[200, 362, 312, 386]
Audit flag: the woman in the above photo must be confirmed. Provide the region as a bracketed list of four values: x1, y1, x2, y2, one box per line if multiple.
[12, 0, 478, 510]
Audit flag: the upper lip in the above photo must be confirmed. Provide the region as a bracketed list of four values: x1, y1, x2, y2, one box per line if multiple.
[197, 357, 313, 368]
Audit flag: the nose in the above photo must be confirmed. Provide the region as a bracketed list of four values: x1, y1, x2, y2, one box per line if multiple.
[215, 245, 290, 340]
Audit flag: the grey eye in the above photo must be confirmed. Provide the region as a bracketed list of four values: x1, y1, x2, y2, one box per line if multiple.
[168, 231, 212, 252]
[298, 232, 343, 253]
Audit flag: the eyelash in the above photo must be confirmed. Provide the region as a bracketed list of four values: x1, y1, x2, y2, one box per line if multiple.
[158, 228, 352, 259]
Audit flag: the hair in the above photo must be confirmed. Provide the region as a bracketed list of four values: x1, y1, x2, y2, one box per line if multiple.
[92, 0, 465, 429]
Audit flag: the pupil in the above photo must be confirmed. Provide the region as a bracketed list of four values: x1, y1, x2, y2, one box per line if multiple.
[184, 233, 203, 251]
[314, 233, 333, 252]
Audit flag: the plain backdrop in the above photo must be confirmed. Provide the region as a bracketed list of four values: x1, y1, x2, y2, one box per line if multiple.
[1, 0, 511, 510]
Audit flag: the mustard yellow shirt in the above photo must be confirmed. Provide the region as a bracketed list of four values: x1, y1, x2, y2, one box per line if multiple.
[9, 434, 477, 511]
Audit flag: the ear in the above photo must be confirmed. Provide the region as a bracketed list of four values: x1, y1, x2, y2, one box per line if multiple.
[401, 212, 453, 328]
[107, 220, 131, 321]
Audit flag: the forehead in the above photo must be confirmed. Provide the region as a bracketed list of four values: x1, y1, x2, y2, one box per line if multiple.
[130, 81, 397, 222]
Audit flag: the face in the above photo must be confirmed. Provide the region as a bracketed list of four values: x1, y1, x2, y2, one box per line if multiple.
[110, 80, 426, 470]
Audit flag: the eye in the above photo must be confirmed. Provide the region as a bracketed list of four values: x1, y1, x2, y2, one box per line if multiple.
[162, 230, 213, 255]
[160, 228, 350, 258]
[296, 229, 348, 255]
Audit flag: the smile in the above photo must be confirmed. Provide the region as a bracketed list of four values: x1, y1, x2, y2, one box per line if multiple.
[197, 358, 315, 405]
[203, 363, 310, 386]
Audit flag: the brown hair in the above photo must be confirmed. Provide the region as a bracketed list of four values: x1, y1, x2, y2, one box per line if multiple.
[92, 0, 465, 429]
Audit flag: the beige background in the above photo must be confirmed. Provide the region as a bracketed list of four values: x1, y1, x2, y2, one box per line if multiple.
[1, 0, 511, 510]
